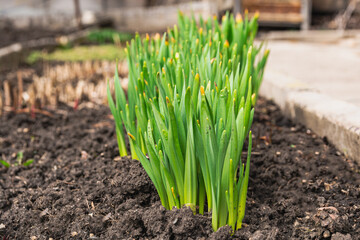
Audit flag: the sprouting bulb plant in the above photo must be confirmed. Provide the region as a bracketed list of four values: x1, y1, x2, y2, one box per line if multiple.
[108, 11, 269, 231]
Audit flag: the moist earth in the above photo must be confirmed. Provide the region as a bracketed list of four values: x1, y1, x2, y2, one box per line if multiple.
[0, 98, 359, 239]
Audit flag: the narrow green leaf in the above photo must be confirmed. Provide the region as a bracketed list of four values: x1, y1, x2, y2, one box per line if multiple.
[0, 159, 10, 168]
[22, 159, 34, 167]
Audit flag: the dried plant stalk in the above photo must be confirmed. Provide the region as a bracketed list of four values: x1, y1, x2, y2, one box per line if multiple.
[0, 60, 128, 113]
[17, 71, 23, 107]
[3, 81, 11, 111]
[0, 90, 3, 116]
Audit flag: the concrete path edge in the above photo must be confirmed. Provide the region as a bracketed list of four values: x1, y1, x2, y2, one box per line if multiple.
[260, 70, 360, 164]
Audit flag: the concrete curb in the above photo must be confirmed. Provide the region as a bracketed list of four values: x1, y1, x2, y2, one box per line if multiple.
[259, 30, 360, 43]
[260, 69, 360, 164]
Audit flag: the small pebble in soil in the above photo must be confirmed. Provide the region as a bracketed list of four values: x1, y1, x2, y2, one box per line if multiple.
[331, 232, 352, 240]
[323, 230, 331, 238]
[0, 223, 5, 229]
[81, 150, 89, 160]
[324, 183, 332, 191]
[294, 220, 300, 227]
[89, 233, 98, 239]
[71, 232, 78, 236]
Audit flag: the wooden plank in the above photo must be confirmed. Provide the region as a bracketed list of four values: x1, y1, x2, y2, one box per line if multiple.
[243, 0, 304, 26]
[245, 5, 301, 13]
[250, 12, 303, 24]
[242, 0, 301, 13]
[243, 0, 301, 7]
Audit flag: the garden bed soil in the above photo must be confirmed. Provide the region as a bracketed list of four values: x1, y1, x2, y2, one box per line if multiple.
[0, 98, 359, 239]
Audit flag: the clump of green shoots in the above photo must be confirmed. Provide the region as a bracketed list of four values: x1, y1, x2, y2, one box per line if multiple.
[108, 11, 269, 231]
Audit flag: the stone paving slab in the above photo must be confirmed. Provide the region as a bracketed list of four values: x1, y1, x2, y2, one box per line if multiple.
[260, 36, 360, 163]
[264, 38, 360, 107]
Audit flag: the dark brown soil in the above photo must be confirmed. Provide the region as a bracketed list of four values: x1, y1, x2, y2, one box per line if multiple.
[0, 98, 359, 240]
